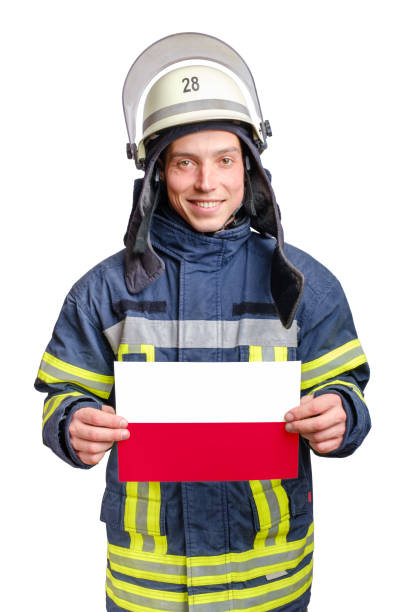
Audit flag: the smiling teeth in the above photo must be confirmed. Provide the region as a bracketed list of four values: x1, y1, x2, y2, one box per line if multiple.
[192, 201, 221, 208]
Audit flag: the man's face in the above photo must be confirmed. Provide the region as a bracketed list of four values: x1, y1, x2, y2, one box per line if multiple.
[163, 130, 245, 233]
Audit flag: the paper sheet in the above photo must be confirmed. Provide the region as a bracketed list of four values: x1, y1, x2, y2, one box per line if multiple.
[114, 361, 301, 423]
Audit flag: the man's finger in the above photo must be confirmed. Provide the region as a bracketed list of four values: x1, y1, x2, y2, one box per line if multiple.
[286, 402, 347, 434]
[309, 437, 343, 454]
[72, 422, 130, 443]
[297, 423, 346, 443]
[77, 451, 106, 466]
[70, 437, 114, 454]
[285, 393, 338, 422]
[76, 406, 128, 429]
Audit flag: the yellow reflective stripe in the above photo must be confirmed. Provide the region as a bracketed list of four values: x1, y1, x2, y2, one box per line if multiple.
[189, 532, 313, 586]
[274, 347, 288, 361]
[37, 369, 111, 399]
[41, 351, 114, 384]
[147, 482, 163, 540]
[141, 344, 155, 362]
[191, 559, 313, 609]
[42, 391, 83, 427]
[108, 546, 186, 585]
[187, 522, 314, 568]
[307, 378, 366, 403]
[124, 482, 139, 539]
[249, 345, 263, 362]
[118, 344, 129, 361]
[272, 480, 290, 544]
[124, 482, 165, 553]
[108, 543, 186, 567]
[108, 524, 313, 587]
[249, 480, 270, 547]
[301, 339, 361, 373]
[249, 346, 288, 362]
[152, 535, 168, 555]
[301, 354, 367, 390]
[301, 339, 367, 390]
[117, 343, 155, 362]
[106, 568, 188, 611]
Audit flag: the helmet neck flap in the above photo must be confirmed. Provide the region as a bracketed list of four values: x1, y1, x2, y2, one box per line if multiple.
[124, 120, 304, 329]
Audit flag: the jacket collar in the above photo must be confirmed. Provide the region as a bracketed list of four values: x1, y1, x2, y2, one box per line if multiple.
[150, 201, 252, 268]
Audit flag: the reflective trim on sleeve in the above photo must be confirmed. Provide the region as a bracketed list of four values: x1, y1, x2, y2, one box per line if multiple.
[37, 352, 113, 399]
[42, 391, 83, 427]
[301, 339, 367, 390]
[307, 378, 366, 403]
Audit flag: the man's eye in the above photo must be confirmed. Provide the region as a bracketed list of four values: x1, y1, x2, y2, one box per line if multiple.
[178, 160, 191, 167]
[221, 157, 233, 165]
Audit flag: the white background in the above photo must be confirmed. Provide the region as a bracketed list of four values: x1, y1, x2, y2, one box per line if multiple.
[1, 1, 407, 610]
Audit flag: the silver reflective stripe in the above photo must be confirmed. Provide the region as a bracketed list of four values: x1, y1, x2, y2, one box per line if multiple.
[106, 576, 187, 612]
[266, 570, 288, 580]
[136, 482, 149, 532]
[261, 347, 277, 361]
[301, 344, 364, 384]
[104, 318, 298, 354]
[39, 359, 113, 394]
[190, 532, 313, 580]
[143, 99, 250, 131]
[142, 534, 156, 553]
[192, 562, 313, 611]
[109, 551, 186, 579]
[260, 480, 282, 544]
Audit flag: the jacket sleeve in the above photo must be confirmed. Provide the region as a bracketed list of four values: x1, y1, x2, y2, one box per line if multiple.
[297, 276, 371, 458]
[34, 292, 115, 468]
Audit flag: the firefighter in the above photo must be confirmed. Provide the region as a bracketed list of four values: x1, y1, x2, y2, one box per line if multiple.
[35, 33, 370, 611]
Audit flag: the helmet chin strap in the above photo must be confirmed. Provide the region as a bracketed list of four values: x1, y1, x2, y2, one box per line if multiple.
[204, 202, 244, 235]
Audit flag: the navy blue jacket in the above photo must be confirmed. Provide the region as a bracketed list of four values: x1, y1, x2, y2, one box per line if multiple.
[35, 205, 370, 612]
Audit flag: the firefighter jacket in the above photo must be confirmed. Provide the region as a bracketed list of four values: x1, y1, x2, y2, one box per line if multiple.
[35, 199, 370, 612]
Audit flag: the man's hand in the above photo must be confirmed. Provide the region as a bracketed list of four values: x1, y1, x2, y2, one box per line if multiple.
[284, 393, 346, 454]
[69, 405, 130, 465]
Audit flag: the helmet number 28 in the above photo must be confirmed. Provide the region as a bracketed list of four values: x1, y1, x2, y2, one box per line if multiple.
[182, 77, 200, 93]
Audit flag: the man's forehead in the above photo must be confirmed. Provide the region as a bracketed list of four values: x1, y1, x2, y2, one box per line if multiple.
[166, 129, 242, 158]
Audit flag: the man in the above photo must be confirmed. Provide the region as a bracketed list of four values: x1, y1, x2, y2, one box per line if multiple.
[35, 33, 370, 611]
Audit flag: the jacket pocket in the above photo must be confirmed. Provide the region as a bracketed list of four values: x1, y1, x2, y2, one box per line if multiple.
[123, 482, 165, 536]
[100, 488, 125, 530]
[249, 480, 291, 533]
[102, 483, 168, 553]
[101, 482, 167, 548]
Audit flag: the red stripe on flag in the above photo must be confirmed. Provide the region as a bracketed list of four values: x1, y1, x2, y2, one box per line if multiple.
[118, 422, 298, 481]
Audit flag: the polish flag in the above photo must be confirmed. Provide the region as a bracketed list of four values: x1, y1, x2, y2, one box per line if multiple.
[115, 362, 300, 482]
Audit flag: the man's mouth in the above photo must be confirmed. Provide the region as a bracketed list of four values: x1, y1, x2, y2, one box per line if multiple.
[188, 200, 224, 209]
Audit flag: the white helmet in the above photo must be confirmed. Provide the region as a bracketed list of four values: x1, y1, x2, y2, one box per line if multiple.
[123, 32, 272, 169]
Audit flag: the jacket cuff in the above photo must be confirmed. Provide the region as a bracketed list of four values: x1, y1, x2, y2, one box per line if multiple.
[312, 385, 371, 458]
[43, 395, 102, 468]
[63, 400, 103, 467]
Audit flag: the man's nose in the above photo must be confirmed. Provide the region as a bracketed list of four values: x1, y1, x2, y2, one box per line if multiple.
[194, 162, 216, 192]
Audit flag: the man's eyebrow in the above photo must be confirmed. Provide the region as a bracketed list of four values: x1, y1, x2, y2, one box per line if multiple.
[167, 147, 242, 160]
